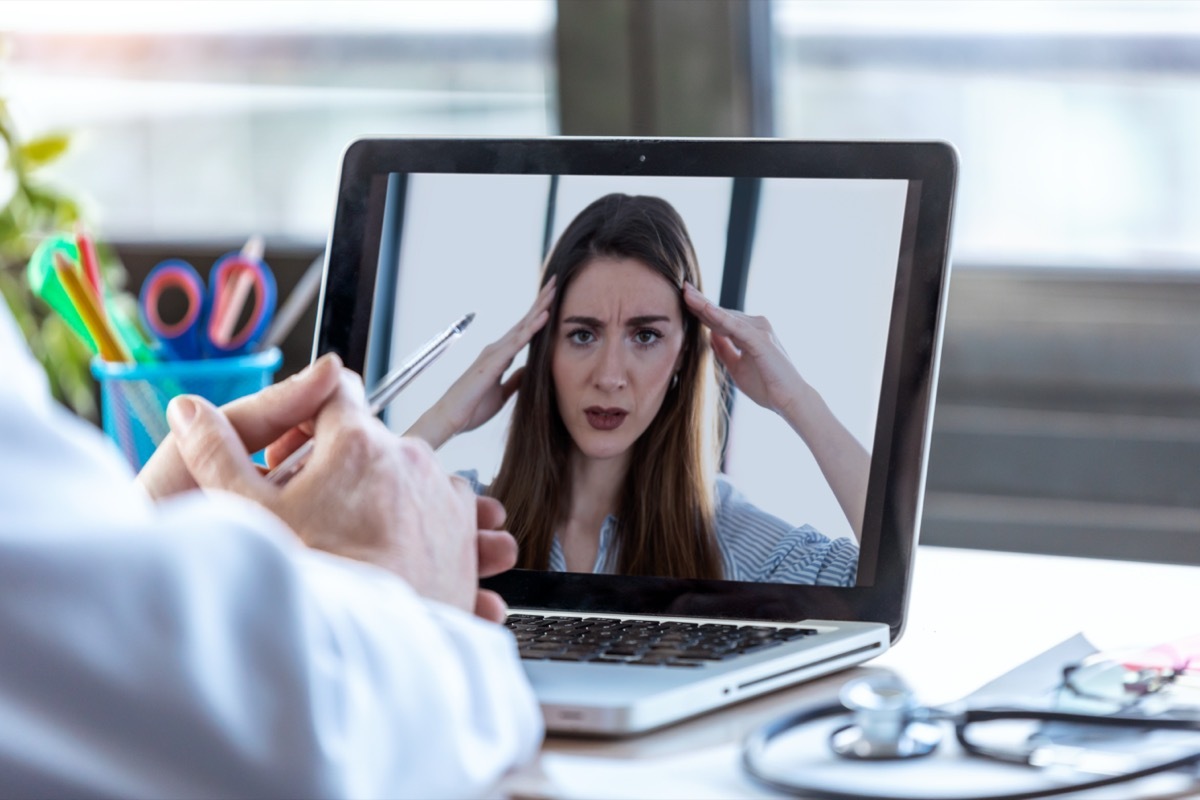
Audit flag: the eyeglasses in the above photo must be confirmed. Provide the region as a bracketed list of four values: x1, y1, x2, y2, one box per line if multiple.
[956, 636, 1200, 778]
[743, 652, 1200, 800]
[1059, 636, 1200, 716]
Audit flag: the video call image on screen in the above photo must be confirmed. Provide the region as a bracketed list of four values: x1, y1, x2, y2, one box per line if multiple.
[362, 173, 909, 587]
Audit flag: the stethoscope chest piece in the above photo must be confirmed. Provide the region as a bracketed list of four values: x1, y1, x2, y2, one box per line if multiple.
[829, 676, 943, 760]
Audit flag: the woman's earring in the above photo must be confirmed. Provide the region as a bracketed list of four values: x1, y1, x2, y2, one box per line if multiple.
[671, 372, 679, 390]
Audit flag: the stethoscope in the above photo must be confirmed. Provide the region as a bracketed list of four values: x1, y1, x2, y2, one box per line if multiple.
[741, 676, 1200, 800]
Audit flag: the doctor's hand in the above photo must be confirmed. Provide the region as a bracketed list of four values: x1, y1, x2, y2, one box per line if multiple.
[682, 282, 806, 417]
[405, 276, 555, 449]
[473, 495, 518, 623]
[152, 364, 492, 618]
[136, 353, 346, 500]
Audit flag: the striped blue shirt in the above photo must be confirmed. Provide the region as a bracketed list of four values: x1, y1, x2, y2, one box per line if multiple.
[459, 471, 858, 587]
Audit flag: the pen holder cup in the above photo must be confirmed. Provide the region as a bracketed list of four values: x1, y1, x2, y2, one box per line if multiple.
[91, 348, 283, 471]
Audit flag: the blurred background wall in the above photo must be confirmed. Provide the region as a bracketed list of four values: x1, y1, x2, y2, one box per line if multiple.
[3, 0, 1199, 565]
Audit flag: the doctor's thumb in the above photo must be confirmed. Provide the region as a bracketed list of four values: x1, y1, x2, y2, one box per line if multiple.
[167, 395, 264, 498]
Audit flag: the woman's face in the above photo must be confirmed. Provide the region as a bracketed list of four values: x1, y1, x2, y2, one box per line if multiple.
[551, 256, 685, 465]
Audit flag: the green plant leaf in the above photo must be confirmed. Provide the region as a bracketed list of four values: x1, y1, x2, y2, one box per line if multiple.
[0, 81, 127, 420]
[42, 313, 97, 420]
[17, 133, 70, 170]
[0, 269, 37, 340]
[0, 206, 21, 256]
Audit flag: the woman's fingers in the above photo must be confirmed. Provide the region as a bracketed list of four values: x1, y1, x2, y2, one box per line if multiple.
[408, 279, 556, 446]
[506, 276, 556, 350]
[470, 279, 554, 396]
[685, 284, 802, 414]
[683, 282, 747, 339]
[521, 275, 556, 332]
[478, 278, 555, 377]
[710, 332, 742, 370]
[684, 283, 778, 355]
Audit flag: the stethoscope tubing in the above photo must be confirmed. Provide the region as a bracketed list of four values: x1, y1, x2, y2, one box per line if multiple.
[742, 702, 1200, 800]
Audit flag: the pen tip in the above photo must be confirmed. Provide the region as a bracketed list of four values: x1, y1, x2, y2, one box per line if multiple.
[462, 312, 476, 327]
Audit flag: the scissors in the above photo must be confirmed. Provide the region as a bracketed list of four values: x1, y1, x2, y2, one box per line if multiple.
[138, 249, 276, 360]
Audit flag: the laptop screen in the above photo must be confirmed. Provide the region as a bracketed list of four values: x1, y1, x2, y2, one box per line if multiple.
[316, 138, 956, 635]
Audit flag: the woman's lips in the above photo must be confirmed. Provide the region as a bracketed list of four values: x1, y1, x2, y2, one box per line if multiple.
[585, 408, 627, 431]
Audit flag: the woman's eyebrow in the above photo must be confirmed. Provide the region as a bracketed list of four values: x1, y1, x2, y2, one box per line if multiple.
[625, 314, 671, 327]
[562, 314, 673, 328]
[562, 315, 604, 327]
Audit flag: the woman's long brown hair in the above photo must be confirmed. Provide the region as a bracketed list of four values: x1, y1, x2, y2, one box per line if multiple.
[489, 193, 724, 579]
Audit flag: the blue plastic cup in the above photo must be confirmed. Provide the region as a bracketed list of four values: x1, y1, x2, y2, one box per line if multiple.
[91, 348, 283, 471]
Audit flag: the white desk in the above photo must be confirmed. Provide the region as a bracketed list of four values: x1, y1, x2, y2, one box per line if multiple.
[504, 545, 1200, 799]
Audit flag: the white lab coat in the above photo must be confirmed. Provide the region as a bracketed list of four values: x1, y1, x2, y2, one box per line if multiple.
[0, 306, 543, 799]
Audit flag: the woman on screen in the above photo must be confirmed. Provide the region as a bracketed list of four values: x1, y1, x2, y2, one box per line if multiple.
[406, 193, 867, 586]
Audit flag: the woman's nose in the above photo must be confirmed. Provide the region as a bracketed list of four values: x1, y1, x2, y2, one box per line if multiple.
[593, 341, 628, 391]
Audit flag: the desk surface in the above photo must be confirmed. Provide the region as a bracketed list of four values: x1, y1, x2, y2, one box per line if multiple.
[504, 545, 1200, 798]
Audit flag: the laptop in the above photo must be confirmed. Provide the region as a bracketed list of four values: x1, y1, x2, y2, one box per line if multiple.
[314, 137, 957, 735]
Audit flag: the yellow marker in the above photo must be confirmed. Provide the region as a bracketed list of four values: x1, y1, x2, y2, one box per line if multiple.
[53, 252, 132, 363]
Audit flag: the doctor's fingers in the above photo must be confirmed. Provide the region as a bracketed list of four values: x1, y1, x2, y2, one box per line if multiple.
[475, 589, 508, 624]
[476, 494, 507, 531]
[219, 352, 344, 455]
[301, 367, 374, 441]
[289, 387, 405, 500]
[263, 425, 312, 470]
[477, 528, 518, 578]
[167, 394, 274, 502]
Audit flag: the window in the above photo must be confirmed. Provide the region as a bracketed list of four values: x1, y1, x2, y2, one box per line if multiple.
[1, 0, 556, 244]
[774, 0, 1200, 565]
[773, 0, 1200, 270]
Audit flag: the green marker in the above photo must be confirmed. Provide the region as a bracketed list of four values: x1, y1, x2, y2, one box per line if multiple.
[28, 232, 158, 363]
[27, 233, 96, 352]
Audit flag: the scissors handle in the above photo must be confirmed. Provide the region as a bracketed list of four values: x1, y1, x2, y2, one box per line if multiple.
[139, 260, 207, 362]
[205, 252, 277, 358]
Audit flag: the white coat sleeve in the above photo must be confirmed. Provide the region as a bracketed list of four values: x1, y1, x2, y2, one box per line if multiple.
[0, 307, 543, 799]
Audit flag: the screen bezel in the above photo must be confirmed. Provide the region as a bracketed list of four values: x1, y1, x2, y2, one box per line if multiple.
[315, 137, 957, 642]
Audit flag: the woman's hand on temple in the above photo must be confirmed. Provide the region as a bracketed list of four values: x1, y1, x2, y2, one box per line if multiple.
[682, 282, 804, 416]
[406, 277, 555, 449]
[683, 282, 869, 540]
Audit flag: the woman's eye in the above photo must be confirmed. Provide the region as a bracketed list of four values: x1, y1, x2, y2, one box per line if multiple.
[568, 329, 594, 345]
[634, 329, 661, 346]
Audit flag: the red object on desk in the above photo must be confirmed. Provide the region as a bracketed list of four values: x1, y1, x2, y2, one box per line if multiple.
[74, 224, 104, 313]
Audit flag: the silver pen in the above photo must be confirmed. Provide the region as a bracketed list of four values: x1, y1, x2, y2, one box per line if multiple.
[265, 312, 475, 486]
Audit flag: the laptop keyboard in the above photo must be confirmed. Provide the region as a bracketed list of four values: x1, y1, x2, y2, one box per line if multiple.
[505, 614, 818, 667]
